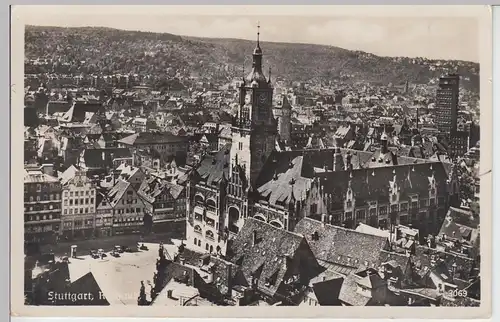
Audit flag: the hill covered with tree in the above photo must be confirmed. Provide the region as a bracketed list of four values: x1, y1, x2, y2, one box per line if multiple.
[25, 25, 479, 92]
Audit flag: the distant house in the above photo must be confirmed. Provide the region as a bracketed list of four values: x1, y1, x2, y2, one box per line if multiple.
[118, 132, 188, 165]
[78, 148, 134, 176]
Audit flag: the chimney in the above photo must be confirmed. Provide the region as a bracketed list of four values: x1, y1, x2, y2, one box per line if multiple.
[252, 231, 258, 246]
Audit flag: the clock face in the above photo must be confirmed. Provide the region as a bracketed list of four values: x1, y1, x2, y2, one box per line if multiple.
[258, 93, 268, 104]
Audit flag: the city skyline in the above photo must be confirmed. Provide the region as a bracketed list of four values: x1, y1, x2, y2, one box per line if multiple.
[17, 6, 479, 62]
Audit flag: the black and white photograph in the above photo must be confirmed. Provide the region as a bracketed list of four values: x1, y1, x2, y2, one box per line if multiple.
[12, 5, 492, 318]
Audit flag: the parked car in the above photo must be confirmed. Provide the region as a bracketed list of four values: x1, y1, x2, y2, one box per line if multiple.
[110, 250, 120, 258]
[90, 250, 99, 259]
[97, 249, 107, 258]
[114, 245, 123, 253]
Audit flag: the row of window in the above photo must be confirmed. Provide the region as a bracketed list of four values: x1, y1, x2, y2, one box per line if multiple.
[65, 190, 95, 197]
[26, 214, 57, 221]
[193, 237, 214, 253]
[64, 198, 95, 206]
[25, 224, 55, 233]
[25, 204, 60, 212]
[63, 219, 94, 228]
[114, 217, 143, 223]
[25, 194, 61, 202]
[343, 197, 444, 213]
[115, 208, 142, 214]
[25, 183, 61, 192]
[63, 207, 95, 215]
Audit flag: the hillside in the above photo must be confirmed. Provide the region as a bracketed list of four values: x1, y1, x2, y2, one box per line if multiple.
[24, 26, 479, 92]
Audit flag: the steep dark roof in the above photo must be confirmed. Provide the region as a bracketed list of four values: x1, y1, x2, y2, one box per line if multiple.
[194, 143, 230, 186]
[227, 218, 310, 298]
[257, 155, 313, 207]
[255, 148, 448, 208]
[293, 218, 389, 274]
[294, 218, 388, 274]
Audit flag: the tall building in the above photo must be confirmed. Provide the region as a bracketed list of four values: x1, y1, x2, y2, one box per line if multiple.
[435, 74, 460, 137]
[59, 166, 97, 240]
[24, 166, 62, 244]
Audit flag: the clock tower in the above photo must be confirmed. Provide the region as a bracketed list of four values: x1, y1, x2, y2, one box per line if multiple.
[230, 24, 277, 194]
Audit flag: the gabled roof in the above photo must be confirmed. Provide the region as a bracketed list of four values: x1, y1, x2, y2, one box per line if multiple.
[58, 165, 79, 186]
[293, 218, 389, 273]
[228, 218, 311, 298]
[106, 179, 131, 207]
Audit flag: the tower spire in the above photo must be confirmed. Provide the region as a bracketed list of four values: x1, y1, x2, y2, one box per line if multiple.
[257, 21, 260, 47]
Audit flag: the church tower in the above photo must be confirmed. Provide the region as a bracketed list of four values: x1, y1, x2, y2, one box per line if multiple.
[230, 24, 277, 193]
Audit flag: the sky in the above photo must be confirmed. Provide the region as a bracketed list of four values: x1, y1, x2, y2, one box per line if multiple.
[15, 6, 480, 62]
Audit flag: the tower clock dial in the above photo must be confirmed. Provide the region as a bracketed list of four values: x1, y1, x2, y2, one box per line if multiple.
[258, 92, 268, 105]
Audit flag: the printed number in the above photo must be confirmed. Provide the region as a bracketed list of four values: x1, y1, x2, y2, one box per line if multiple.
[448, 289, 468, 298]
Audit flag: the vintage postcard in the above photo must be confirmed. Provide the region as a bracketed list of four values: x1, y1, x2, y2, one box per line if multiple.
[11, 5, 492, 319]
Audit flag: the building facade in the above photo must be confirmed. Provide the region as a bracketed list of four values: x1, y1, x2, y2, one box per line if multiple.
[60, 167, 97, 240]
[96, 179, 147, 235]
[137, 175, 186, 236]
[24, 167, 62, 244]
[435, 74, 459, 137]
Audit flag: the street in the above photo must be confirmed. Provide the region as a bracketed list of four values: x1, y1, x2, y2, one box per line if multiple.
[40, 233, 181, 257]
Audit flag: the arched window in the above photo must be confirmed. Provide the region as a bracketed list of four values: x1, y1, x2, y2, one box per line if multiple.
[194, 225, 202, 234]
[206, 230, 214, 240]
[209, 245, 214, 253]
[269, 220, 284, 229]
[228, 206, 240, 234]
[194, 194, 204, 205]
[206, 198, 216, 210]
[198, 240, 201, 247]
[254, 214, 267, 222]
[194, 237, 197, 246]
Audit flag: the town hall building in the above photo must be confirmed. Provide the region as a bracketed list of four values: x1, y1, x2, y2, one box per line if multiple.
[185, 29, 461, 257]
